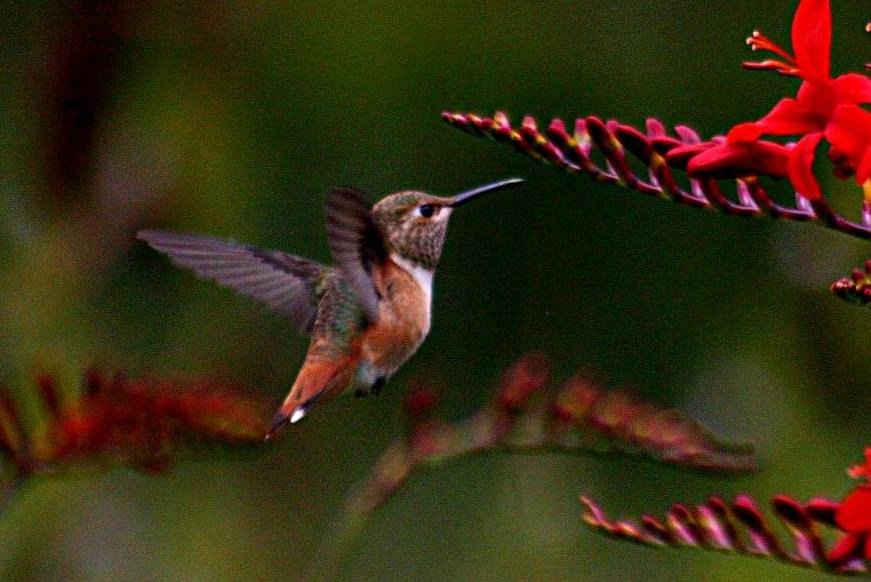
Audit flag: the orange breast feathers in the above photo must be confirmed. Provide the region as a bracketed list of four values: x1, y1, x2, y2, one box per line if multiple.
[361, 258, 432, 373]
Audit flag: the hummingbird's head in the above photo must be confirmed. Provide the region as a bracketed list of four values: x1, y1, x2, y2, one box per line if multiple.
[371, 178, 524, 270]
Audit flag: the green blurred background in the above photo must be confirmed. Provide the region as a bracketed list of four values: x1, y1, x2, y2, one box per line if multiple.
[1, 0, 869, 579]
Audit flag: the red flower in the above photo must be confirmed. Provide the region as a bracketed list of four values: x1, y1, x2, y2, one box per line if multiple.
[723, 0, 871, 199]
[832, 448, 871, 564]
[825, 105, 871, 187]
[682, 138, 791, 180]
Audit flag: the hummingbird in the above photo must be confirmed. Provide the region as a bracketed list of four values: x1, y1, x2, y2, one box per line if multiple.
[137, 178, 523, 436]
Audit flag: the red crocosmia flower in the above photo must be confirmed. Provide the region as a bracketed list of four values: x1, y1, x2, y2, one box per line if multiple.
[825, 105, 871, 186]
[834, 448, 871, 562]
[726, 0, 871, 199]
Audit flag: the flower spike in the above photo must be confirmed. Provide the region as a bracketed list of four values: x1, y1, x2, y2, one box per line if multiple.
[582, 492, 868, 575]
[444, 110, 871, 239]
[345, 354, 754, 521]
[445, 1, 871, 243]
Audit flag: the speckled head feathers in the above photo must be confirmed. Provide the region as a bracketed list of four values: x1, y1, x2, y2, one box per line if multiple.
[370, 178, 524, 270]
[371, 191, 453, 270]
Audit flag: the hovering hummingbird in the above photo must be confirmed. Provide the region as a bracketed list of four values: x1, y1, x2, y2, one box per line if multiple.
[137, 178, 523, 437]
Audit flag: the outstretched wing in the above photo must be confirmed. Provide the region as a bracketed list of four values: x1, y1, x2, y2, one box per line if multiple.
[325, 187, 386, 323]
[137, 230, 326, 333]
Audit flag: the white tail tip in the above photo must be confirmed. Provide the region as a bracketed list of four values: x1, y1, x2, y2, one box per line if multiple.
[290, 407, 307, 424]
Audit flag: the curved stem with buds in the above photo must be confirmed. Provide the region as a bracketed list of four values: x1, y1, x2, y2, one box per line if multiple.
[443, 111, 871, 239]
[582, 493, 868, 575]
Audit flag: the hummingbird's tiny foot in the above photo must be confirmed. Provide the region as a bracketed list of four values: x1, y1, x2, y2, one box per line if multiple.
[371, 377, 386, 396]
[354, 388, 368, 398]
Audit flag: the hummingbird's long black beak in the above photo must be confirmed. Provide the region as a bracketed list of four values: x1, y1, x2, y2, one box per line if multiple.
[449, 177, 525, 207]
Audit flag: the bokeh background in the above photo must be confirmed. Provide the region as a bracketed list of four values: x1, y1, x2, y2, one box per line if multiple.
[1, 0, 869, 580]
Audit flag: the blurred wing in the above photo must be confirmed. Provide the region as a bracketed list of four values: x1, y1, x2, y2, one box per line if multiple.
[325, 187, 385, 323]
[138, 230, 325, 333]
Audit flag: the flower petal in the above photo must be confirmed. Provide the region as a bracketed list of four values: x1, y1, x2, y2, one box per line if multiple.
[828, 532, 865, 566]
[833, 73, 871, 106]
[727, 96, 823, 142]
[787, 132, 824, 200]
[687, 140, 790, 179]
[664, 142, 718, 169]
[792, 0, 831, 80]
[837, 485, 871, 532]
[795, 79, 836, 117]
[727, 122, 764, 143]
[860, 152, 871, 185]
[825, 105, 871, 184]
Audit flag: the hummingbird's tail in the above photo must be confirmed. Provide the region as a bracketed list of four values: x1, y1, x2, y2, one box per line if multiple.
[264, 357, 351, 440]
[266, 398, 317, 438]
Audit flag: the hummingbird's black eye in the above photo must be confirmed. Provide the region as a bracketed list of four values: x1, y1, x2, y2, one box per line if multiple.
[417, 204, 435, 218]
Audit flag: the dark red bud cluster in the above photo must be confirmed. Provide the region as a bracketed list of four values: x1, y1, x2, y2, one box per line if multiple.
[831, 260, 871, 305]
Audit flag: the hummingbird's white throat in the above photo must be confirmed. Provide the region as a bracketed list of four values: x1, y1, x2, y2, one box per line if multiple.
[390, 253, 434, 310]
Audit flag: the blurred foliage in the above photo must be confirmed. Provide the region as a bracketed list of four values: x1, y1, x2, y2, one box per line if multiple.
[340, 354, 755, 560]
[0, 0, 869, 580]
[0, 370, 271, 488]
